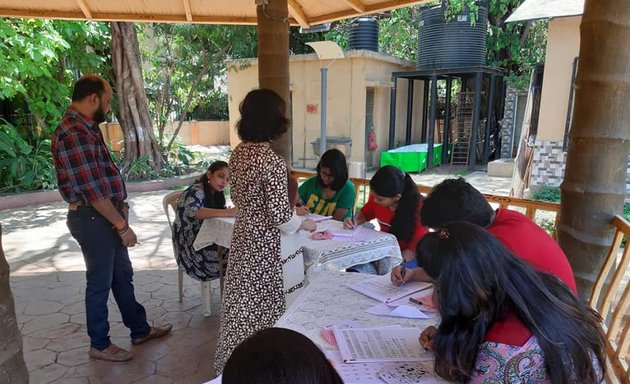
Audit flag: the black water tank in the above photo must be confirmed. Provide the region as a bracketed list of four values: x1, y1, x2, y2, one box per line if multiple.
[417, 5, 488, 69]
[348, 17, 379, 52]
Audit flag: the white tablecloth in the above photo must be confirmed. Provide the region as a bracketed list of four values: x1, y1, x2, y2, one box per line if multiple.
[298, 220, 403, 279]
[193, 217, 306, 305]
[194, 218, 403, 281]
[275, 271, 447, 383]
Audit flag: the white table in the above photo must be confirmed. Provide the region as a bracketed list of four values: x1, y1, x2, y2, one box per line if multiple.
[300, 220, 402, 279]
[194, 217, 403, 281]
[193, 217, 306, 305]
[275, 271, 447, 383]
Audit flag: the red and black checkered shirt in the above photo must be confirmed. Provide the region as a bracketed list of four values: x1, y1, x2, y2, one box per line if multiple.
[51, 107, 127, 204]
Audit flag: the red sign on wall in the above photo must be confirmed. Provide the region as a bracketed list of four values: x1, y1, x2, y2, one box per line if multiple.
[306, 104, 318, 114]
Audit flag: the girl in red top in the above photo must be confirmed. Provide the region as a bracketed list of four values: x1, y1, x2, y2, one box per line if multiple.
[344, 165, 428, 265]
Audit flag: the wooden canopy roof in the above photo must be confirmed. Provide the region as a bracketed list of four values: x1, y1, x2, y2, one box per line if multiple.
[0, 0, 431, 27]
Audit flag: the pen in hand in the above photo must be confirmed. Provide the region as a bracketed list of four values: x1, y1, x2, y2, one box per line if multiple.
[398, 263, 407, 286]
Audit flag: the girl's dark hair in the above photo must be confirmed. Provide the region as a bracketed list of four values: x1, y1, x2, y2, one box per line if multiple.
[316, 148, 348, 191]
[421, 177, 494, 228]
[370, 165, 421, 242]
[198, 161, 228, 209]
[416, 222, 606, 384]
[223, 327, 344, 384]
[236, 89, 290, 143]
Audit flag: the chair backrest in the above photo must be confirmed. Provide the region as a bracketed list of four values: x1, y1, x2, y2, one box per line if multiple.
[163, 190, 184, 231]
[589, 215, 630, 384]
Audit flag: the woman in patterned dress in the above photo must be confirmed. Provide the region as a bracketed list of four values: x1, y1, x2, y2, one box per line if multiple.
[214, 89, 294, 374]
[417, 222, 605, 384]
[172, 161, 235, 281]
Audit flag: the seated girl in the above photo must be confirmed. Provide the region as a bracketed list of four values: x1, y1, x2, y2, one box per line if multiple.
[172, 161, 235, 281]
[417, 222, 605, 384]
[343, 165, 428, 274]
[297, 148, 355, 221]
[223, 327, 343, 384]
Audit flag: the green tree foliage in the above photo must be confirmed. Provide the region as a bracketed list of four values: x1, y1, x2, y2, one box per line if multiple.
[0, 18, 110, 132]
[139, 24, 257, 150]
[0, 18, 110, 192]
[445, 0, 547, 88]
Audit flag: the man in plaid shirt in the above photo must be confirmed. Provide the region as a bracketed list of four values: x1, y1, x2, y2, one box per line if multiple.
[51, 75, 171, 362]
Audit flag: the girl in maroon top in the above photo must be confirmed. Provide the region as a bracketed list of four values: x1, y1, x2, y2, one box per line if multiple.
[343, 166, 428, 271]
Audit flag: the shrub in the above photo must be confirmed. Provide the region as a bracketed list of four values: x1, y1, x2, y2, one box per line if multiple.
[531, 186, 561, 203]
[0, 121, 57, 192]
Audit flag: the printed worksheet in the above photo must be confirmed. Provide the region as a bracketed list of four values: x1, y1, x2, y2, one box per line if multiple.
[325, 350, 385, 384]
[332, 326, 425, 363]
[347, 274, 432, 303]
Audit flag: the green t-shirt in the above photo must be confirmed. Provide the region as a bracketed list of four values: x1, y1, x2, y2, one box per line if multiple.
[298, 177, 356, 220]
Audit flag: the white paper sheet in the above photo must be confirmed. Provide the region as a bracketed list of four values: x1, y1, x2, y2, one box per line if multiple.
[202, 375, 222, 384]
[378, 362, 438, 384]
[306, 213, 333, 222]
[366, 303, 431, 319]
[325, 350, 385, 384]
[349, 226, 381, 242]
[385, 289, 437, 315]
[332, 326, 425, 363]
[347, 274, 433, 303]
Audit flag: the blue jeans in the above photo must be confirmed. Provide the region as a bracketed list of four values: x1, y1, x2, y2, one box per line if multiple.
[67, 207, 150, 350]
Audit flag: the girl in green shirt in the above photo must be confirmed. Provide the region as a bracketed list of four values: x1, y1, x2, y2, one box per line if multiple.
[297, 149, 356, 221]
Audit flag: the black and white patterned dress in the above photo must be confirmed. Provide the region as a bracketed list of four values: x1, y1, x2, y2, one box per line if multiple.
[213, 142, 293, 374]
[172, 184, 228, 281]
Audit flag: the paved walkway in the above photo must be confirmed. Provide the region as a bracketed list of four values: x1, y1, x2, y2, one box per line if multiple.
[4, 191, 221, 384]
[3, 171, 513, 383]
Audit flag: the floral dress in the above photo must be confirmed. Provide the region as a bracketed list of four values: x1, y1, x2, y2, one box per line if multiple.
[213, 142, 293, 374]
[172, 185, 228, 281]
[471, 336, 603, 383]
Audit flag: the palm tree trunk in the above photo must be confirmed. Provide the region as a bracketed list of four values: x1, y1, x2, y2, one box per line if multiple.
[0, 223, 29, 383]
[111, 22, 163, 176]
[257, 0, 292, 166]
[558, 0, 630, 297]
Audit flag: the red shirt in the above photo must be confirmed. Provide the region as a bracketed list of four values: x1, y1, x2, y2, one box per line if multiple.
[484, 208, 577, 346]
[51, 107, 127, 204]
[360, 195, 428, 253]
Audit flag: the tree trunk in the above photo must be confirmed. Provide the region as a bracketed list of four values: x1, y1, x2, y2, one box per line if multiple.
[111, 22, 163, 176]
[558, 0, 630, 297]
[165, 44, 230, 154]
[0, 224, 29, 384]
[257, 0, 292, 167]
[165, 55, 211, 154]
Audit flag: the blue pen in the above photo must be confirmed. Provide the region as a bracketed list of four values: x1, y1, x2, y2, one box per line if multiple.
[350, 210, 356, 229]
[399, 263, 407, 286]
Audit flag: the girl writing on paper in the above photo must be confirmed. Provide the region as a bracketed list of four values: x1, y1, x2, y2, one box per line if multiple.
[296, 148, 355, 221]
[417, 222, 605, 384]
[173, 161, 235, 281]
[343, 165, 428, 274]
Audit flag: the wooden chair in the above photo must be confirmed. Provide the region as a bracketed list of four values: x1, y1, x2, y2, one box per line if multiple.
[589, 215, 630, 384]
[162, 190, 223, 317]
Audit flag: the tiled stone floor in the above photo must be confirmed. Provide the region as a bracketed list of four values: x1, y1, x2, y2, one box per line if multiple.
[3, 191, 222, 384]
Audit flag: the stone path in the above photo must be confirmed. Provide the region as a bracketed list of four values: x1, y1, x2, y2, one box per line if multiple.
[4, 191, 221, 384]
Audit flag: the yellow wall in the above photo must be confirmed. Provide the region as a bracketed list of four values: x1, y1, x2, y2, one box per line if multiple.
[100, 121, 230, 152]
[537, 16, 582, 141]
[227, 51, 418, 169]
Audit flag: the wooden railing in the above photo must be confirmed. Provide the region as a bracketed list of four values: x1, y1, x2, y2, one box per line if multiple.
[589, 215, 630, 384]
[291, 171, 561, 237]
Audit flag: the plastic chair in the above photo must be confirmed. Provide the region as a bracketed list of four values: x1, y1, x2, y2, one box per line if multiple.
[162, 190, 222, 317]
[589, 215, 630, 384]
